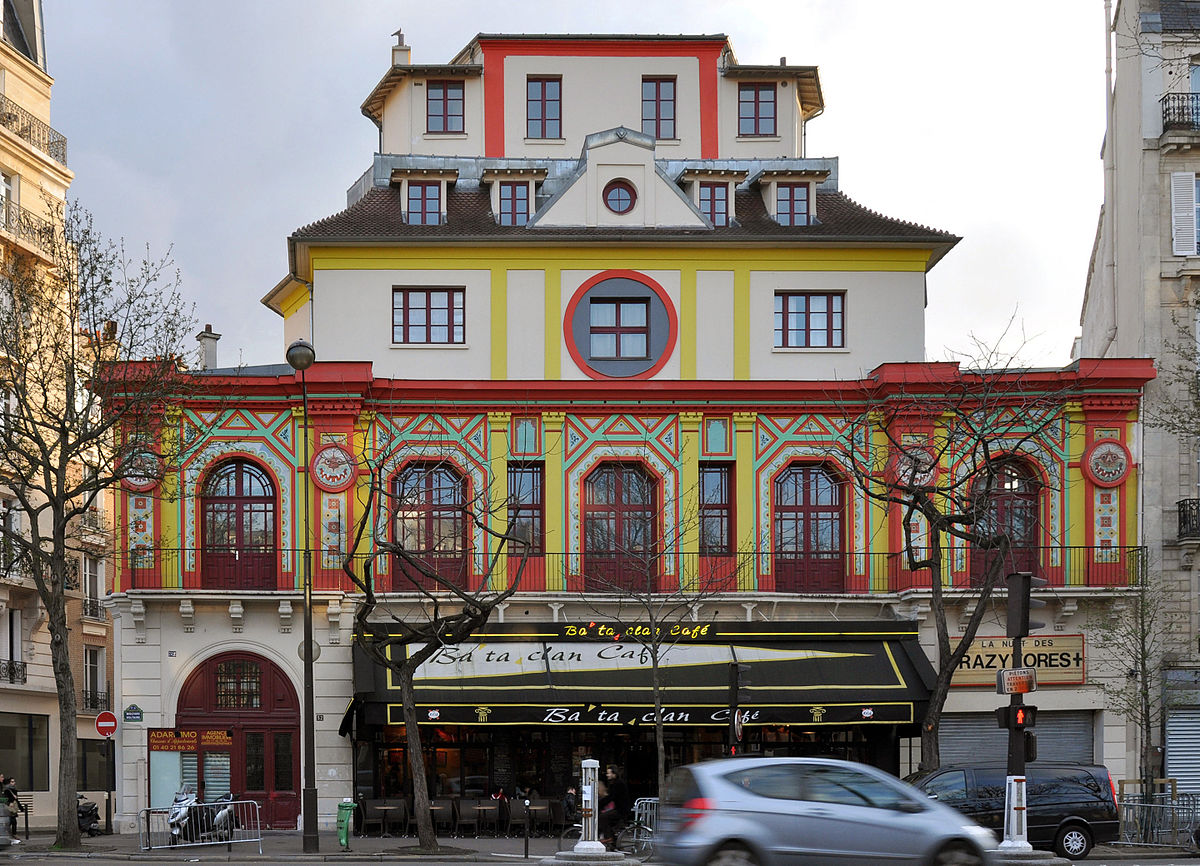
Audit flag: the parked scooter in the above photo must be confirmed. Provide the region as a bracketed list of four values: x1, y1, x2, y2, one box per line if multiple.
[209, 792, 238, 841]
[76, 793, 100, 837]
[166, 784, 198, 844]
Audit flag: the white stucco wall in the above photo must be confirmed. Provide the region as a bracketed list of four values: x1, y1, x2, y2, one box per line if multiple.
[380, 76, 485, 157]
[507, 269, 546, 379]
[696, 270, 735, 379]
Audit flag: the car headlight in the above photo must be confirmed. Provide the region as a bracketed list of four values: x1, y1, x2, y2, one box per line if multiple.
[962, 824, 997, 847]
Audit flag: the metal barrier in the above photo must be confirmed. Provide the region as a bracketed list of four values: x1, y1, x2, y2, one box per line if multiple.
[633, 797, 658, 832]
[138, 799, 262, 852]
[1117, 795, 1200, 848]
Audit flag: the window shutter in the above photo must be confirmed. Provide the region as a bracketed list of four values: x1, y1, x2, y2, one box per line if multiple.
[1172, 172, 1197, 256]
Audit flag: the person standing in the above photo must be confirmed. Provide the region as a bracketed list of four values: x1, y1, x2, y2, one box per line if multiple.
[598, 764, 630, 844]
[2, 775, 24, 842]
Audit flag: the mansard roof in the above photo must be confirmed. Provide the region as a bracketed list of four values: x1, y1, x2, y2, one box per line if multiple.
[292, 182, 957, 253]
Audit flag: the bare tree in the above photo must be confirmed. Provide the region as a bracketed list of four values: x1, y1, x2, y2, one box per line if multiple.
[343, 454, 532, 851]
[0, 203, 196, 846]
[836, 351, 1082, 770]
[572, 461, 749, 797]
[1090, 562, 1175, 801]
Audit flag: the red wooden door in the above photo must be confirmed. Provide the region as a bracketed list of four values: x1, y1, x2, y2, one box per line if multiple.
[583, 464, 657, 592]
[773, 465, 845, 592]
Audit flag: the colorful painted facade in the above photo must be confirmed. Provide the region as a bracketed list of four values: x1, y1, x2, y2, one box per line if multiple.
[108, 30, 1152, 833]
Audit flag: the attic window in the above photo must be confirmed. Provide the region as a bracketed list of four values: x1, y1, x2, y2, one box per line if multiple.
[603, 180, 636, 215]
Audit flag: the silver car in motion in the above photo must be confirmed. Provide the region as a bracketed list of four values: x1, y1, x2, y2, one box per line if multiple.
[657, 757, 998, 866]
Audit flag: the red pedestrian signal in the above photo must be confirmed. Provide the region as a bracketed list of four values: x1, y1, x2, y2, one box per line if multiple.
[995, 704, 1038, 729]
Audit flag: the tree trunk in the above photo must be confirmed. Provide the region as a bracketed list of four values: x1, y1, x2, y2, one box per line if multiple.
[47, 556, 81, 848]
[401, 663, 437, 850]
[651, 649, 666, 797]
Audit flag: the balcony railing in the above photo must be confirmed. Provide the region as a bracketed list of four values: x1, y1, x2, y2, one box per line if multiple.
[0, 658, 26, 684]
[1163, 93, 1200, 131]
[81, 689, 110, 712]
[0, 94, 67, 166]
[0, 196, 55, 255]
[81, 596, 105, 620]
[121, 545, 1145, 594]
[1180, 499, 1200, 542]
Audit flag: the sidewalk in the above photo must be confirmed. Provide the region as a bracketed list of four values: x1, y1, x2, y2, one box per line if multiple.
[3, 831, 1200, 861]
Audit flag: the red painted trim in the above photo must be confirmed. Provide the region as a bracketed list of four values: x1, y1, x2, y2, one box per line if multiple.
[474, 38, 728, 158]
[562, 269, 679, 380]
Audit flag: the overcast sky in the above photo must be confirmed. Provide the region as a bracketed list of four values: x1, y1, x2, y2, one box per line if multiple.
[42, 1, 1106, 370]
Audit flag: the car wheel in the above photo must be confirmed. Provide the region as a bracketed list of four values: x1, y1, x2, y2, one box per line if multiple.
[930, 841, 984, 866]
[706, 844, 757, 866]
[1055, 824, 1093, 860]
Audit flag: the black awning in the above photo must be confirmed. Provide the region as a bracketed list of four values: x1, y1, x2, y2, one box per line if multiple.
[355, 624, 935, 727]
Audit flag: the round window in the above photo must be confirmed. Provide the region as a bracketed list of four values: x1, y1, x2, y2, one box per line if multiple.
[603, 180, 637, 215]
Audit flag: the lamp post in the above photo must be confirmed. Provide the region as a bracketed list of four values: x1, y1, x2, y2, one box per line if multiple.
[286, 338, 318, 853]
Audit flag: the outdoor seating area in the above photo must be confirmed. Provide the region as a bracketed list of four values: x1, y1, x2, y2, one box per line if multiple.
[356, 796, 558, 838]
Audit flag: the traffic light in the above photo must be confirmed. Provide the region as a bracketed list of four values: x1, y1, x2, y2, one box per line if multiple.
[729, 662, 751, 706]
[1006, 572, 1048, 638]
[1023, 730, 1038, 762]
[995, 704, 1038, 729]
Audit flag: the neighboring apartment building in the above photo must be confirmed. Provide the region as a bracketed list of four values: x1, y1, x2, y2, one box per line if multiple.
[0, 0, 114, 831]
[1080, 0, 1200, 791]
[108, 31, 1150, 832]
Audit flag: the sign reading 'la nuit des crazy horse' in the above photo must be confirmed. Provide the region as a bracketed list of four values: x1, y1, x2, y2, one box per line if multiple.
[951, 635, 1085, 687]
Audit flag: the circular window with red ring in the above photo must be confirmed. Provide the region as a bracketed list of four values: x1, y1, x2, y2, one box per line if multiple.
[603, 179, 637, 214]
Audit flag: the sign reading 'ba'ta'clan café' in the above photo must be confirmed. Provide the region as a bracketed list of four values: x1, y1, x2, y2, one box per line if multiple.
[951, 635, 1085, 687]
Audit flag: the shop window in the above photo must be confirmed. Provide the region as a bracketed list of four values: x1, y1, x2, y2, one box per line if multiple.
[201, 460, 276, 590]
[392, 462, 469, 589]
[772, 464, 844, 592]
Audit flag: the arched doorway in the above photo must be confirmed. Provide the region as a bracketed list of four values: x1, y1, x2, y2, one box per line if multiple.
[583, 462, 658, 591]
[176, 652, 300, 828]
[773, 463, 845, 592]
[201, 459, 277, 590]
[391, 462, 469, 590]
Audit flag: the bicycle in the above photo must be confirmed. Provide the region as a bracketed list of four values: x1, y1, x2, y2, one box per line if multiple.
[558, 818, 654, 860]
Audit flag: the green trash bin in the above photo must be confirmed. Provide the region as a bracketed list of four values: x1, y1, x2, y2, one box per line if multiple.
[337, 799, 356, 851]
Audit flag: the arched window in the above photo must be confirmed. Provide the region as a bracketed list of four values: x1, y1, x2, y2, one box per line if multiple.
[772, 464, 845, 592]
[970, 460, 1041, 585]
[391, 463, 468, 590]
[201, 459, 276, 590]
[583, 463, 658, 591]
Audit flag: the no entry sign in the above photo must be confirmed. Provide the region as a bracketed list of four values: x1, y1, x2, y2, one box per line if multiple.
[96, 711, 117, 738]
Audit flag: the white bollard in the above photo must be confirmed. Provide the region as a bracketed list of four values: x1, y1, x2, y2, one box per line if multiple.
[999, 774, 1033, 851]
[575, 758, 605, 854]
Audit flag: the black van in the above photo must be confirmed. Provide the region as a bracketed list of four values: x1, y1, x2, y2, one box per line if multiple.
[905, 763, 1119, 860]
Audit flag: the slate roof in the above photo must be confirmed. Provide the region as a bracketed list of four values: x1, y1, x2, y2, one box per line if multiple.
[292, 183, 957, 248]
[1161, 0, 1200, 30]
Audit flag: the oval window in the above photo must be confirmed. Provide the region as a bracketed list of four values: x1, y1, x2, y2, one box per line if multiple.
[603, 180, 636, 215]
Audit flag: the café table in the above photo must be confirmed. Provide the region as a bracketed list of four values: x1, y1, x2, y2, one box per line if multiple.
[527, 803, 549, 837]
[473, 802, 499, 836]
[377, 803, 399, 838]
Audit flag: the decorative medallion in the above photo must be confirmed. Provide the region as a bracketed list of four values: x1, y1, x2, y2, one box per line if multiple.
[122, 448, 163, 492]
[310, 443, 356, 493]
[1083, 440, 1130, 488]
[892, 445, 938, 488]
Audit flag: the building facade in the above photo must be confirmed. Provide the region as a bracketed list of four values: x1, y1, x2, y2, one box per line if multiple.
[1080, 0, 1200, 791]
[110, 31, 1149, 831]
[0, 0, 114, 831]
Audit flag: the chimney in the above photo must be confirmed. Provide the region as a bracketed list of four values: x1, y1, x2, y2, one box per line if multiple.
[196, 324, 221, 370]
[392, 29, 411, 66]
[780, 56, 787, 66]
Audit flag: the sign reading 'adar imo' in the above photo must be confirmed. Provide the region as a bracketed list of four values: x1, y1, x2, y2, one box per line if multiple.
[951, 635, 1085, 687]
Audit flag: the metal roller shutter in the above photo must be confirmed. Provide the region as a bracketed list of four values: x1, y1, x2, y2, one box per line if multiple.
[1166, 709, 1200, 793]
[938, 711, 1095, 765]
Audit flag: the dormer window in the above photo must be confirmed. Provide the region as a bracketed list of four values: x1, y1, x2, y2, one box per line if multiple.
[407, 182, 441, 225]
[482, 169, 545, 227]
[776, 183, 810, 226]
[499, 181, 529, 226]
[699, 182, 728, 226]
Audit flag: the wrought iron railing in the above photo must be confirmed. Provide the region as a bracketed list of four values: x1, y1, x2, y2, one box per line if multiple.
[1163, 93, 1200, 131]
[0, 94, 67, 165]
[0, 657, 26, 684]
[1179, 499, 1200, 541]
[0, 196, 55, 255]
[120, 545, 1146, 594]
[81, 689, 110, 711]
[81, 596, 105, 619]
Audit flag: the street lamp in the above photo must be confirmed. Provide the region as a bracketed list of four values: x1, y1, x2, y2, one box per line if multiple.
[286, 338, 318, 853]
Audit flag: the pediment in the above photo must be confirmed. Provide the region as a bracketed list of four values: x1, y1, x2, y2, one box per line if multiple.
[531, 127, 708, 230]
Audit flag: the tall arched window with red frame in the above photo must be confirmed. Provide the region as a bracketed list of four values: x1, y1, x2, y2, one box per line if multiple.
[201, 459, 277, 590]
[772, 463, 845, 593]
[969, 460, 1041, 586]
[391, 462, 468, 590]
[583, 462, 658, 592]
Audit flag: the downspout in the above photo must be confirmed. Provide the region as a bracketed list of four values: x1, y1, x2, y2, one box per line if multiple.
[1103, 0, 1119, 354]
